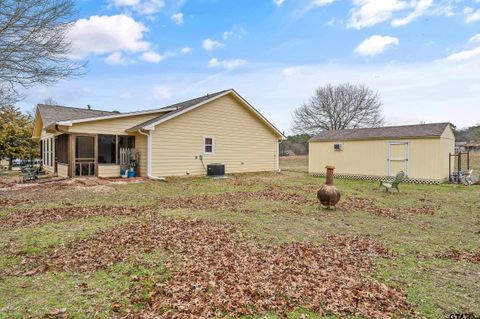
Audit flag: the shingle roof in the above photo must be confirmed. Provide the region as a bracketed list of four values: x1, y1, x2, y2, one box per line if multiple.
[310, 123, 451, 142]
[127, 89, 230, 131]
[37, 104, 114, 129]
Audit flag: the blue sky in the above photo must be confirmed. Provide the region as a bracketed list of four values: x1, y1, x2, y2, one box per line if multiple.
[20, 0, 480, 133]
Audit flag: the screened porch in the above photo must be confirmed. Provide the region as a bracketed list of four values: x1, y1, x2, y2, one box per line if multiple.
[50, 133, 138, 178]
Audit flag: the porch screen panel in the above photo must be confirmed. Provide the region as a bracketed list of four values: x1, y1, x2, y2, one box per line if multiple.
[76, 136, 94, 158]
[56, 134, 69, 164]
[98, 135, 116, 164]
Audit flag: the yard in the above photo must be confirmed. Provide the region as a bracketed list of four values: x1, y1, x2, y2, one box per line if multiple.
[0, 157, 479, 318]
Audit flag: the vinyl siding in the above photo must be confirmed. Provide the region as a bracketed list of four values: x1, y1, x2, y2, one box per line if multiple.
[132, 133, 148, 177]
[309, 137, 452, 180]
[98, 165, 120, 178]
[57, 164, 69, 177]
[150, 94, 279, 177]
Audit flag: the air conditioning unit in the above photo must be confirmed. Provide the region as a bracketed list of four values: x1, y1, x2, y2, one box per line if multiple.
[334, 143, 343, 151]
[207, 163, 225, 177]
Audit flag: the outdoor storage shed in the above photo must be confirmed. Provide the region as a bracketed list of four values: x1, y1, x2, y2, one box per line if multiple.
[309, 123, 455, 183]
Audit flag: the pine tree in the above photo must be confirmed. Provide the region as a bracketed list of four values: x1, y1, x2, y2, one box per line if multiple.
[0, 106, 39, 170]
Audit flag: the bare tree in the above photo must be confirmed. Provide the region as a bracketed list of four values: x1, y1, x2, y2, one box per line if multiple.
[0, 0, 83, 104]
[42, 97, 59, 105]
[292, 83, 384, 134]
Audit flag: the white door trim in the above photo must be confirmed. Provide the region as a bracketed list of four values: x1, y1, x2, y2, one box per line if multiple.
[386, 141, 409, 176]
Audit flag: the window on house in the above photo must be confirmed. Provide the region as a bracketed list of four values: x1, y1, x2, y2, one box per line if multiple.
[204, 136, 214, 154]
[98, 135, 117, 164]
[49, 138, 54, 166]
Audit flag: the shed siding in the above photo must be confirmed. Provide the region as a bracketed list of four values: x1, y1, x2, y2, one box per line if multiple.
[440, 126, 456, 175]
[309, 137, 451, 180]
[150, 94, 278, 177]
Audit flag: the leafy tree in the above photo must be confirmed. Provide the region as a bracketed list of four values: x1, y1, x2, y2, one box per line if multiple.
[454, 125, 480, 142]
[292, 83, 384, 135]
[0, 105, 38, 169]
[0, 0, 82, 105]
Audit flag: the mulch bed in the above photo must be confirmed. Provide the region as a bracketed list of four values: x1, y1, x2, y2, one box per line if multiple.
[338, 197, 435, 219]
[13, 219, 413, 318]
[0, 205, 154, 229]
[433, 247, 480, 263]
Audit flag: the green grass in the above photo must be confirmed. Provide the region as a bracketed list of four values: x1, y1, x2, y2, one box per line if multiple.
[0, 156, 479, 318]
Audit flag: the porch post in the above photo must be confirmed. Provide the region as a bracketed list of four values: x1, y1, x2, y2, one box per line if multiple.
[69, 134, 75, 178]
[94, 134, 98, 177]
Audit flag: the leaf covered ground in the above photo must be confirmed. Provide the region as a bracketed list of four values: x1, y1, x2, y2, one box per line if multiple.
[0, 157, 479, 318]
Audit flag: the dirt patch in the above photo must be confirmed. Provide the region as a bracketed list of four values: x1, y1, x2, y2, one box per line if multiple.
[0, 205, 154, 229]
[338, 197, 435, 219]
[433, 248, 480, 263]
[157, 186, 314, 211]
[15, 220, 413, 318]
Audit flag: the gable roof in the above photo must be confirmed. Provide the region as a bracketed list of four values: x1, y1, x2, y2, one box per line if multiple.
[34, 89, 285, 140]
[127, 89, 230, 131]
[310, 123, 452, 142]
[37, 104, 114, 129]
[127, 89, 285, 139]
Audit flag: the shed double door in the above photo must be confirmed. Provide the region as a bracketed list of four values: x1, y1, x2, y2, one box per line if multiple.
[387, 142, 409, 176]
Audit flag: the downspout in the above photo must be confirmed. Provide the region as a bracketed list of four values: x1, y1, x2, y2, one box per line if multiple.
[276, 140, 281, 172]
[137, 129, 165, 180]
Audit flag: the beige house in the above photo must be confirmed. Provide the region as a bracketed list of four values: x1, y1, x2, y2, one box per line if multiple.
[32, 89, 285, 178]
[309, 123, 455, 183]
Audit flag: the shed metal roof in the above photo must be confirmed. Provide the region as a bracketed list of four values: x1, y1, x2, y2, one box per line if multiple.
[310, 123, 451, 142]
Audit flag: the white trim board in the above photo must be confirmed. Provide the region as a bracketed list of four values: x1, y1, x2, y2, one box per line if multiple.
[55, 108, 176, 126]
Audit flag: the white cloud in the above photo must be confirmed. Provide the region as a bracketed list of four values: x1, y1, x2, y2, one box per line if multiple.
[443, 46, 480, 61]
[273, 0, 285, 6]
[348, 0, 408, 29]
[139, 50, 166, 63]
[301, 0, 337, 15]
[470, 33, 480, 43]
[180, 47, 193, 54]
[68, 15, 150, 58]
[105, 52, 127, 65]
[312, 0, 336, 6]
[282, 67, 300, 76]
[223, 26, 247, 40]
[464, 7, 480, 23]
[391, 0, 433, 26]
[355, 35, 399, 56]
[202, 38, 225, 51]
[109, 0, 165, 15]
[152, 85, 172, 100]
[171, 12, 184, 25]
[208, 58, 246, 69]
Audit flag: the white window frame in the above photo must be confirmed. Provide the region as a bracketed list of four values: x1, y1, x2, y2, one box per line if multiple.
[203, 135, 215, 155]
